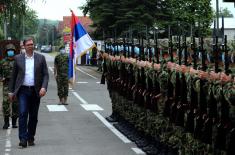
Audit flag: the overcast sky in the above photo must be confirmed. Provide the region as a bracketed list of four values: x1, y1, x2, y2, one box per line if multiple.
[28, 0, 235, 21]
[28, 0, 86, 20]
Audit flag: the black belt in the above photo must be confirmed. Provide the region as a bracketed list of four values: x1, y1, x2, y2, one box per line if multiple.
[21, 85, 35, 89]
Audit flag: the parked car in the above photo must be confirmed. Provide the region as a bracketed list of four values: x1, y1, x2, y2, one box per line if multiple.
[40, 45, 46, 52]
[40, 45, 52, 53]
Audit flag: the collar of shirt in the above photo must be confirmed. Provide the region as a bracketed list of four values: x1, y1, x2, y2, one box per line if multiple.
[25, 52, 34, 59]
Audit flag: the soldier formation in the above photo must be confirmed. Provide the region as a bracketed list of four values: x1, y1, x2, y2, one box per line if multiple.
[102, 31, 235, 155]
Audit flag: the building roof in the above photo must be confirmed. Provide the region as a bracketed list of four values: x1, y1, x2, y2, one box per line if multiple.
[58, 21, 64, 33]
[210, 17, 235, 29]
[59, 16, 94, 34]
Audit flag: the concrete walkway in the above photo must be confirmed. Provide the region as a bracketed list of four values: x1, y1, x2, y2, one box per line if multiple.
[0, 53, 145, 155]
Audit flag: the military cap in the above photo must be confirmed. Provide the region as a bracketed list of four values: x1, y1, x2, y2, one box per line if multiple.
[5, 43, 16, 51]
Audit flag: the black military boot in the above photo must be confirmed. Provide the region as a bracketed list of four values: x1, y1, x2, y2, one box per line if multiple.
[12, 117, 18, 128]
[3, 117, 9, 129]
[106, 112, 118, 122]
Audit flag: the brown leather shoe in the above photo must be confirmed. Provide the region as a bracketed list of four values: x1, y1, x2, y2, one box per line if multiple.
[28, 139, 35, 146]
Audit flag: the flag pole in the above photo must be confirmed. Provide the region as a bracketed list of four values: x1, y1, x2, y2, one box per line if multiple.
[69, 9, 76, 88]
[68, 10, 96, 87]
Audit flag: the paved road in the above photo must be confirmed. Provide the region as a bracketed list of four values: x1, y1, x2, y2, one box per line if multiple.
[0, 52, 145, 155]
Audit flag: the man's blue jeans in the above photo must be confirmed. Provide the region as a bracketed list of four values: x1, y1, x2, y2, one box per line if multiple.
[17, 86, 40, 142]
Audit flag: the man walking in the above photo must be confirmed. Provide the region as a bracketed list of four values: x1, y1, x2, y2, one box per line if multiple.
[8, 37, 49, 148]
[54, 46, 69, 105]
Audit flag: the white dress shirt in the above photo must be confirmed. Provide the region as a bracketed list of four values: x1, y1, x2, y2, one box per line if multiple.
[23, 53, 35, 86]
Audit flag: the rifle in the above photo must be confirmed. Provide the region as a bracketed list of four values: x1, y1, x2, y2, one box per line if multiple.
[168, 26, 174, 62]
[175, 35, 187, 127]
[196, 37, 210, 143]
[191, 36, 197, 69]
[178, 35, 182, 65]
[164, 27, 174, 117]
[222, 35, 229, 75]
[123, 38, 127, 58]
[183, 35, 188, 66]
[131, 38, 135, 58]
[213, 36, 219, 73]
[168, 34, 174, 62]
[104, 42, 107, 54]
[170, 36, 182, 123]
[200, 37, 206, 71]
[154, 28, 159, 63]
[199, 37, 207, 114]
[185, 36, 198, 133]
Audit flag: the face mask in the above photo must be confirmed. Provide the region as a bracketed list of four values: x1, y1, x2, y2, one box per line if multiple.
[7, 50, 15, 57]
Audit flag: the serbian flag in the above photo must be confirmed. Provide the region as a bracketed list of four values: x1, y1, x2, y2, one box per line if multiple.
[69, 10, 95, 84]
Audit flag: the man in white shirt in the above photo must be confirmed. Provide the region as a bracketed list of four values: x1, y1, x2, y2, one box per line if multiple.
[9, 37, 49, 148]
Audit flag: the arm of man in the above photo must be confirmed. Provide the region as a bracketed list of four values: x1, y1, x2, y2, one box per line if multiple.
[8, 58, 18, 100]
[39, 55, 49, 97]
[0, 60, 3, 81]
[54, 56, 58, 78]
[54, 65, 57, 78]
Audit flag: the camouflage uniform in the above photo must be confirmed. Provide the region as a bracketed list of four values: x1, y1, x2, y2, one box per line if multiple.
[0, 57, 18, 129]
[223, 81, 235, 155]
[54, 53, 69, 100]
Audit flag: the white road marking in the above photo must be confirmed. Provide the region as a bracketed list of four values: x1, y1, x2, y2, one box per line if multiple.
[5, 148, 10, 152]
[4, 128, 11, 155]
[93, 112, 131, 144]
[47, 105, 68, 111]
[48, 66, 141, 154]
[76, 67, 98, 79]
[72, 92, 88, 104]
[131, 148, 146, 154]
[80, 104, 103, 111]
[5, 139, 11, 147]
[76, 82, 88, 84]
[49, 66, 54, 72]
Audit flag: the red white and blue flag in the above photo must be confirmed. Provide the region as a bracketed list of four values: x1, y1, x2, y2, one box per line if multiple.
[69, 10, 95, 84]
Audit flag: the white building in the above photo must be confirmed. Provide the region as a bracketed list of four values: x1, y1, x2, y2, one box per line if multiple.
[93, 40, 104, 51]
[211, 17, 235, 40]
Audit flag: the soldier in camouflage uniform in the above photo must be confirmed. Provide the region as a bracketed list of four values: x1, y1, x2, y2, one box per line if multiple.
[0, 43, 18, 129]
[54, 47, 69, 105]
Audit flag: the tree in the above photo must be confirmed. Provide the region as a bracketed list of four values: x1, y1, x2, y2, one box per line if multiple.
[219, 7, 233, 17]
[82, 0, 214, 39]
[165, 0, 213, 37]
[7, 8, 38, 39]
[0, 0, 26, 38]
[36, 19, 59, 46]
[82, 0, 159, 39]
[0, 0, 40, 40]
